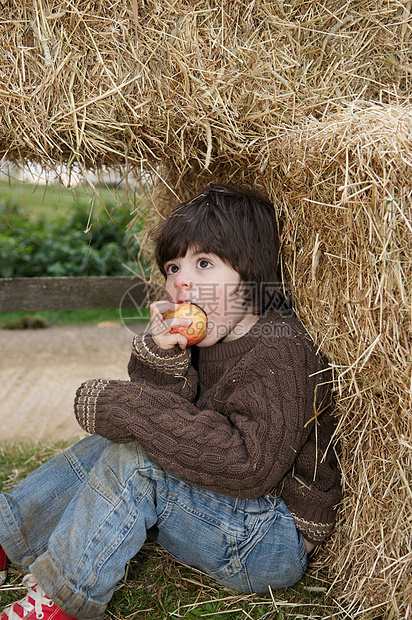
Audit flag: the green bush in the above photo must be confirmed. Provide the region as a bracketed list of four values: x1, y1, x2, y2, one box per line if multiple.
[0, 199, 145, 278]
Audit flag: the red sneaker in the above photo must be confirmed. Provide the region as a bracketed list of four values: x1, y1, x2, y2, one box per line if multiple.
[0, 574, 76, 620]
[0, 545, 8, 586]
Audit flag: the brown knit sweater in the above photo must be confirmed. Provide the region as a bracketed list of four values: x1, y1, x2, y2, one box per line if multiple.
[74, 310, 341, 544]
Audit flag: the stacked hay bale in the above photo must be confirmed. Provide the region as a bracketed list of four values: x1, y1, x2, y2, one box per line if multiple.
[1, 2, 411, 617]
[281, 106, 412, 618]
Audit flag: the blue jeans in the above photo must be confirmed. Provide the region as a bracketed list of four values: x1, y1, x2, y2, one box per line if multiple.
[0, 436, 307, 619]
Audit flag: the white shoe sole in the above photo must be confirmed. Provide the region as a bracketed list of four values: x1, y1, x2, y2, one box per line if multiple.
[0, 568, 7, 586]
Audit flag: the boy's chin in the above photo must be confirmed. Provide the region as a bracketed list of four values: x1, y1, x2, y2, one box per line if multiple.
[195, 329, 228, 347]
[195, 336, 218, 348]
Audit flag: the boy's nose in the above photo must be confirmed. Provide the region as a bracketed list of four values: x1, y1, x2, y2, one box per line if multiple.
[174, 271, 192, 289]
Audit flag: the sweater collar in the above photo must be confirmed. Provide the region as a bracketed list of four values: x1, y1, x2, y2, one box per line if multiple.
[197, 310, 282, 363]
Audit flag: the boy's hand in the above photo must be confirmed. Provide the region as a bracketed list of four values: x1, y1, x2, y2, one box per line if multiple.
[150, 301, 192, 350]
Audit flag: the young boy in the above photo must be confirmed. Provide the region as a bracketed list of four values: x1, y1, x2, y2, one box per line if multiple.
[0, 184, 341, 620]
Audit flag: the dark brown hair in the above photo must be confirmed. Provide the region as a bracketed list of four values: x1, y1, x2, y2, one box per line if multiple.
[153, 184, 287, 314]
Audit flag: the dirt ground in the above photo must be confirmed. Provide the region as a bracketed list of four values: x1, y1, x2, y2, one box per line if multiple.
[0, 322, 148, 443]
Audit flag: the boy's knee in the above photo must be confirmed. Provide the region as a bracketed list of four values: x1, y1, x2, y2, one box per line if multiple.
[88, 441, 166, 496]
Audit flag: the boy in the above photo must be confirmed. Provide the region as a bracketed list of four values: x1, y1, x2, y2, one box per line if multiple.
[0, 184, 341, 620]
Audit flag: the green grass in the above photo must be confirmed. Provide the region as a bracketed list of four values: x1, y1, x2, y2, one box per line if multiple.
[0, 178, 78, 221]
[0, 178, 131, 222]
[0, 443, 348, 620]
[0, 308, 150, 329]
[0, 309, 120, 328]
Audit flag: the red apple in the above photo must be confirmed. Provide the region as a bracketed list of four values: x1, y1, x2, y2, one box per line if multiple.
[165, 302, 207, 346]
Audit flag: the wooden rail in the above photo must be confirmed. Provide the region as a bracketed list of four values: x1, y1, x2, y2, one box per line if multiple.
[0, 277, 149, 313]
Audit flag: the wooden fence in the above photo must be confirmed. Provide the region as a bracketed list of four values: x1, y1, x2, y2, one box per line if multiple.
[0, 277, 148, 313]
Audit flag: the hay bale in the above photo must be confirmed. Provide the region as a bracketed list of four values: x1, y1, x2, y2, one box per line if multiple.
[1, 3, 411, 618]
[1, 1, 411, 180]
[279, 104, 412, 619]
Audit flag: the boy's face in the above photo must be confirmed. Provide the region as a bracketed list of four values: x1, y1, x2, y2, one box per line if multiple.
[164, 246, 257, 346]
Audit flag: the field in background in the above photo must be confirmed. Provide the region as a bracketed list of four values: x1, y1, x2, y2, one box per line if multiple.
[0, 177, 128, 220]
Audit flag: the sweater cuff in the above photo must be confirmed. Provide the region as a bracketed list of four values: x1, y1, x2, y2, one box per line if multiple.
[74, 378, 136, 442]
[74, 378, 111, 435]
[290, 511, 336, 544]
[131, 333, 191, 376]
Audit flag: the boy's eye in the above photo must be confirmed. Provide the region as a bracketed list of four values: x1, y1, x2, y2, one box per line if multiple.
[165, 263, 179, 275]
[198, 258, 212, 269]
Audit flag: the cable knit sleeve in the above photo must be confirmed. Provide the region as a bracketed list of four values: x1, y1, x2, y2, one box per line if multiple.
[74, 369, 198, 441]
[74, 332, 198, 442]
[127, 333, 198, 396]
